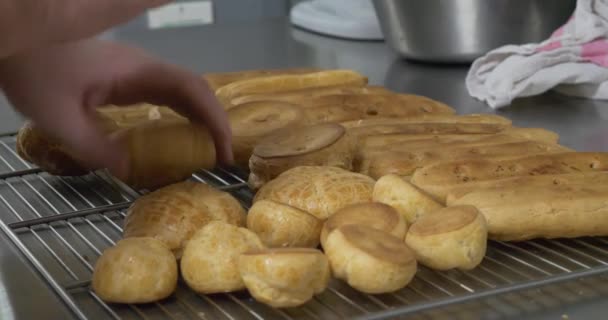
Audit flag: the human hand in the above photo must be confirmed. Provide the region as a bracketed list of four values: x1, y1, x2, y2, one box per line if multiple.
[0, 0, 170, 58]
[0, 39, 233, 178]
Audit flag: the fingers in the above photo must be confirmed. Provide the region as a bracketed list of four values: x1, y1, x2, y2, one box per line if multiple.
[30, 101, 129, 179]
[106, 63, 234, 165]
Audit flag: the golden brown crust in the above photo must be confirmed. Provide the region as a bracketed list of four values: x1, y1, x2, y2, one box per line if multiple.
[410, 152, 608, 202]
[451, 183, 608, 241]
[204, 68, 321, 92]
[408, 205, 478, 236]
[246, 200, 323, 248]
[215, 70, 368, 106]
[342, 113, 512, 129]
[112, 119, 216, 190]
[123, 181, 246, 258]
[238, 248, 330, 308]
[299, 93, 454, 123]
[92, 237, 178, 304]
[253, 166, 375, 220]
[248, 124, 355, 189]
[180, 221, 265, 294]
[372, 174, 443, 224]
[360, 141, 572, 179]
[405, 206, 487, 271]
[320, 202, 406, 246]
[339, 225, 415, 265]
[230, 85, 391, 106]
[228, 101, 308, 167]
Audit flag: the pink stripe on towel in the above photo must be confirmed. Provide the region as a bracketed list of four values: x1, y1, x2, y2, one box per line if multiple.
[581, 39, 608, 67]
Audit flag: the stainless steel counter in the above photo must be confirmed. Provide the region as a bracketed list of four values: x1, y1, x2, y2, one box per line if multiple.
[1, 17, 608, 320]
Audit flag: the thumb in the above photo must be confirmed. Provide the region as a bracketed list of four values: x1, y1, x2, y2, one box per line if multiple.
[32, 105, 129, 179]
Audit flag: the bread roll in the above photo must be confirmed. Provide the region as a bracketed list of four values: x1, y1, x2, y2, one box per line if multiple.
[359, 140, 572, 179]
[320, 202, 407, 247]
[123, 181, 246, 258]
[215, 69, 368, 106]
[180, 221, 265, 294]
[238, 248, 331, 308]
[254, 166, 375, 220]
[410, 152, 608, 202]
[111, 119, 216, 190]
[231, 85, 390, 106]
[247, 200, 323, 248]
[324, 225, 417, 294]
[92, 237, 178, 304]
[372, 174, 443, 224]
[248, 123, 355, 189]
[300, 93, 454, 123]
[405, 206, 487, 271]
[203, 68, 321, 91]
[450, 183, 608, 241]
[446, 172, 608, 204]
[228, 101, 307, 167]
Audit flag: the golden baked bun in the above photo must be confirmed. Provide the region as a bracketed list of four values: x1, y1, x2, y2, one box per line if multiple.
[405, 206, 487, 271]
[215, 69, 368, 106]
[238, 248, 331, 308]
[254, 166, 376, 220]
[324, 225, 417, 294]
[228, 101, 307, 167]
[247, 200, 323, 248]
[248, 123, 355, 189]
[111, 119, 216, 190]
[204, 68, 320, 92]
[180, 221, 265, 294]
[123, 181, 246, 258]
[231, 85, 390, 106]
[16, 114, 119, 176]
[320, 202, 406, 247]
[372, 174, 443, 224]
[92, 237, 178, 304]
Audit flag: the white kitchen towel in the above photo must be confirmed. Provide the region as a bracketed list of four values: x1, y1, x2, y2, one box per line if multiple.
[466, 0, 608, 109]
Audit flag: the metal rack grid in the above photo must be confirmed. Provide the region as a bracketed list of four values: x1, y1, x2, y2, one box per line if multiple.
[1, 132, 608, 320]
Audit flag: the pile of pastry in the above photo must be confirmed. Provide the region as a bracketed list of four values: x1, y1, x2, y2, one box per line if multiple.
[14, 68, 608, 308]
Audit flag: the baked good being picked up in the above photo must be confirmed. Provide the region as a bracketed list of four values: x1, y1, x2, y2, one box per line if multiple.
[248, 123, 355, 189]
[238, 248, 331, 308]
[123, 181, 246, 258]
[254, 166, 376, 220]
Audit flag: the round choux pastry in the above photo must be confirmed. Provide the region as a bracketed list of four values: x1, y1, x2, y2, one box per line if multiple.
[180, 221, 265, 294]
[92, 237, 178, 304]
[373, 174, 443, 224]
[238, 248, 331, 308]
[324, 225, 417, 294]
[320, 202, 407, 248]
[247, 200, 323, 248]
[405, 205, 487, 271]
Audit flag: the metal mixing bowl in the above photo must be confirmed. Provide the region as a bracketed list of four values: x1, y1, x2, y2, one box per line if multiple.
[372, 0, 576, 63]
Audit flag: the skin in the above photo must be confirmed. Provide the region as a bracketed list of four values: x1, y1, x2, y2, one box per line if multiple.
[0, 1, 233, 178]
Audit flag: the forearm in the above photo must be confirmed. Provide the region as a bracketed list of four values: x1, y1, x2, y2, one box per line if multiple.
[0, 0, 170, 60]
